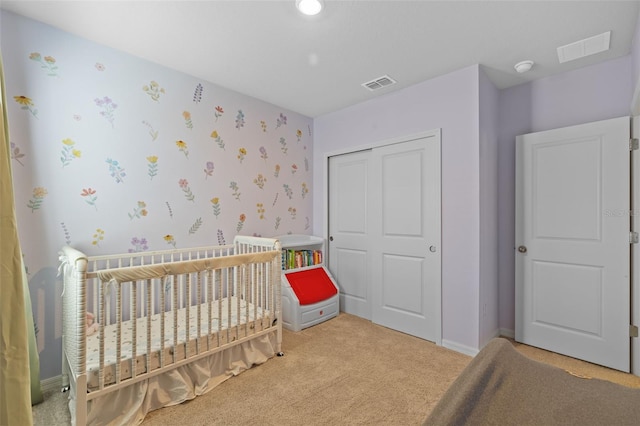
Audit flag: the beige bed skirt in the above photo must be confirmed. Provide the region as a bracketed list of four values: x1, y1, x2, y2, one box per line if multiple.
[70, 332, 277, 426]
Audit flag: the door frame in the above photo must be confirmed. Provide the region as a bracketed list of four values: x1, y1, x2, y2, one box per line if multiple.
[323, 128, 443, 345]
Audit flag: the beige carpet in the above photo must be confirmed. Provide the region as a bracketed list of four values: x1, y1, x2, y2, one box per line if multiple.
[33, 313, 640, 425]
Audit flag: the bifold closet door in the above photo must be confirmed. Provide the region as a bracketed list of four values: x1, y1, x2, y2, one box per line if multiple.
[328, 132, 441, 343]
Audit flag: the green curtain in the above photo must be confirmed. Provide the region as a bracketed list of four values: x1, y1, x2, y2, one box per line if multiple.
[0, 51, 41, 426]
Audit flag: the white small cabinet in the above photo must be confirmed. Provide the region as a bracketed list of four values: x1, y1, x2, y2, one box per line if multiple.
[277, 234, 339, 331]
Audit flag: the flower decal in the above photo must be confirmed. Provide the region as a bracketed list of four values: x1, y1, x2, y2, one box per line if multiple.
[94, 96, 117, 127]
[164, 234, 176, 248]
[60, 138, 81, 167]
[80, 188, 98, 210]
[235, 109, 245, 129]
[176, 140, 189, 158]
[179, 178, 195, 202]
[14, 96, 38, 118]
[128, 237, 148, 253]
[210, 197, 221, 218]
[204, 161, 214, 178]
[92, 228, 105, 246]
[276, 113, 287, 128]
[128, 201, 148, 220]
[106, 158, 126, 183]
[236, 214, 246, 232]
[143, 80, 165, 101]
[183, 111, 193, 129]
[29, 52, 58, 77]
[230, 181, 241, 201]
[210, 130, 225, 150]
[214, 105, 224, 121]
[237, 147, 247, 163]
[147, 156, 158, 180]
[27, 187, 48, 212]
[253, 173, 267, 189]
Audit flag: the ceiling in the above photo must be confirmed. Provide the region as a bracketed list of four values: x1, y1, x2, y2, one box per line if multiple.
[1, 0, 639, 118]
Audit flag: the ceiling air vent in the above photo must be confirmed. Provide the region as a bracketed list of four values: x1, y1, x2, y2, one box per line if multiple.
[362, 75, 396, 91]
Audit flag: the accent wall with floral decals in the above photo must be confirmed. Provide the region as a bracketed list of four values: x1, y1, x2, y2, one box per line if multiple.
[1, 10, 313, 380]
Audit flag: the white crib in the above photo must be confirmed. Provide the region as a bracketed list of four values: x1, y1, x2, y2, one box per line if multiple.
[58, 236, 282, 425]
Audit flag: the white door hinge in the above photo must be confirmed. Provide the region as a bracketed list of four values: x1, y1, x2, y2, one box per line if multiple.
[631, 325, 639, 338]
[630, 232, 639, 244]
[630, 138, 639, 151]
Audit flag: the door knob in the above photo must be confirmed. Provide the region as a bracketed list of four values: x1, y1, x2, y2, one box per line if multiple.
[329, 236, 334, 241]
[517, 245, 527, 253]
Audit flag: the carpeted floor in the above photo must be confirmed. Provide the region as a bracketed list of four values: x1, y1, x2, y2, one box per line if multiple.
[32, 313, 640, 425]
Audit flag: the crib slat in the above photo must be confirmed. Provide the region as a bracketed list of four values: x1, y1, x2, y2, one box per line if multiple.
[146, 279, 151, 376]
[131, 281, 137, 379]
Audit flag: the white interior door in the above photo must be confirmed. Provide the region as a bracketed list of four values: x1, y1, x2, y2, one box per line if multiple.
[516, 116, 630, 372]
[370, 137, 441, 342]
[328, 132, 441, 343]
[328, 150, 373, 319]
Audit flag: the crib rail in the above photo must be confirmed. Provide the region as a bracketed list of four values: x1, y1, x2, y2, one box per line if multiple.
[59, 237, 281, 403]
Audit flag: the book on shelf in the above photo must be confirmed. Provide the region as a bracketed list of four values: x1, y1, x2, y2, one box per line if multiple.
[281, 249, 323, 270]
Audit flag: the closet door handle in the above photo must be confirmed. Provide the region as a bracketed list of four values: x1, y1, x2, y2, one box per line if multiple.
[329, 236, 334, 241]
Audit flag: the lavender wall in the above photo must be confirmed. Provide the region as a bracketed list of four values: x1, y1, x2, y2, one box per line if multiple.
[314, 65, 482, 353]
[478, 68, 500, 347]
[497, 55, 634, 334]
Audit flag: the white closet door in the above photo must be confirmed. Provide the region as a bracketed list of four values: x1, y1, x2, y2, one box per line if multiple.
[328, 150, 373, 319]
[328, 131, 441, 343]
[516, 116, 630, 372]
[370, 135, 441, 343]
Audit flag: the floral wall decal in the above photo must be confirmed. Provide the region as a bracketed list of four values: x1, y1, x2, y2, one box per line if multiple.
[236, 213, 246, 232]
[164, 234, 176, 248]
[253, 173, 266, 189]
[27, 187, 47, 212]
[188, 217, 203, 235]
[183, 111, 193, 129]
[235, 109, 245, 129]
[176, 140, 189, 158]
[178, 179, 195, 202]
[211, 197, 221, 218]
[60, 138, 81, 167]
[229, 181, 241, 200]
[276, 113, 287, 128]
[143, 80, 165, 101]
[80, 188, 98, 210]
[128, 237, 148, 253]
[106, 158, 126, 183]
[204, 161, 214, 178]
[147, 156, 158, 179]
[92, 228, 105, 247]
[210, 130, 225, 150]
[13, 95, 38, 118]
[94, 96, 117, 127]
[142, 120, 159, 141]
[10, 142, 26, 166]
[128, 201, 148, 220]
[214, 105, 224, 121]
[29, 52, 58, 77]
[193, 84, 203, 103]
[237, 147, 246, 163]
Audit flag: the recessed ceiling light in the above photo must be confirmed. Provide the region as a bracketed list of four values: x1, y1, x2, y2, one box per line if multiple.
[514, 60, 534, 73]
[296, 0, 323, 16]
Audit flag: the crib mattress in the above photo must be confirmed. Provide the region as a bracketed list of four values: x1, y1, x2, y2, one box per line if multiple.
[85, 297, 271, 390]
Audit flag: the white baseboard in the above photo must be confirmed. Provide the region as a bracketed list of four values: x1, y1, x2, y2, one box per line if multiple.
[442, 339, 479, 357]
[499, 328, 515, 339]
[40, 375, 62, 393]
